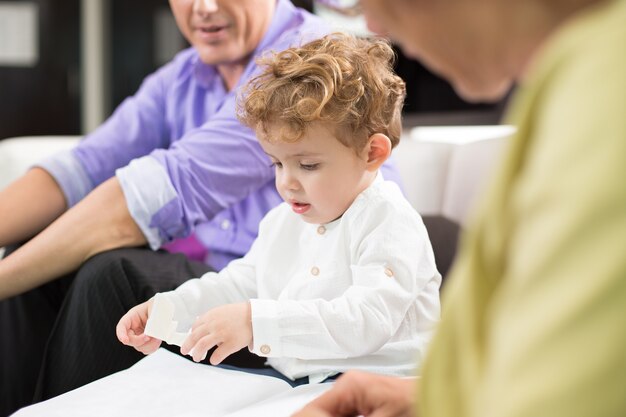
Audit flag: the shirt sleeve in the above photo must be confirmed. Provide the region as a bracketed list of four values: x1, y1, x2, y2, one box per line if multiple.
[36, 54, 175, 207]
[161, 232, 262, 329]
[116, 157, 179, 250]
[471, 44, 626, 417]
[122, 93, 274, 248]
[36, 149, 93, 207]
[421, 22, 626, 417]
[249, 200, 439, 360]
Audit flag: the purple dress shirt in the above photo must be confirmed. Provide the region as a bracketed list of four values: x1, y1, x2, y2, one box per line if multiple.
[39, 0, 403, 270]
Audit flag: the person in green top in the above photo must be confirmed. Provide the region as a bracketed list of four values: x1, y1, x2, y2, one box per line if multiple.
[296, 0, 626, 416]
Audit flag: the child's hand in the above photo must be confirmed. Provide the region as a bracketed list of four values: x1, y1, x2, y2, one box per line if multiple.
[116, 299, 162, 355]
[180, 302, 252, 365]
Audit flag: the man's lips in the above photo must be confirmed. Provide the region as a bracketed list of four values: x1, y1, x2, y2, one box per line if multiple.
[193, 23, 230, 39]
[195, 24, 228, 32]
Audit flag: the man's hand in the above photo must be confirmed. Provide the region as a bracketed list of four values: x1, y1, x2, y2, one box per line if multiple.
[180, 302, 253, 365]
[116, 299, 162, 355]
[293, 371, 417, 417]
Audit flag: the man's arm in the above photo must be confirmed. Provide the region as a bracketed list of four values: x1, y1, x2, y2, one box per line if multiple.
[0, 177, 146, 299]
[0, 168, 67, 248]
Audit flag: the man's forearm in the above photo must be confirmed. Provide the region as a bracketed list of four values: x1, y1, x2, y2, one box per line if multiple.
[0, 168, 67, 248]
[0, 177, 147, 299]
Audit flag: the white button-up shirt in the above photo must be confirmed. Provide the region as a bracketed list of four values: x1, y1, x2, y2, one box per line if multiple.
[165, 175, 441, 382]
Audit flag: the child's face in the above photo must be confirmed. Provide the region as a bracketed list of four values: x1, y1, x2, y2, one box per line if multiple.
[260, 124, 371, 224]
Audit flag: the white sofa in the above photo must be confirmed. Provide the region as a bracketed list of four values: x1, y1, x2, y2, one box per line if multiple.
[0, 127, 513, 275]
[0, 136, 80, 191]
[394, 125, 513, 226]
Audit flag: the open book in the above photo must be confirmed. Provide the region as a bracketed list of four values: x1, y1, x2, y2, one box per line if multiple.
[13, 349, 333, 417]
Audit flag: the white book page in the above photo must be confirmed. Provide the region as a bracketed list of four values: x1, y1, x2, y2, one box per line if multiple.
[223, 382, 333, 417]
[13, 349, 292, 417]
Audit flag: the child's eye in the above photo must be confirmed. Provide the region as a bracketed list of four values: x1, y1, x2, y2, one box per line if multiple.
[270, 162, 283, 169]
[300, 163, 319, 171]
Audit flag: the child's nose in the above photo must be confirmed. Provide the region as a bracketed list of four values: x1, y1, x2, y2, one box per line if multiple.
[279, 171, 300, 191]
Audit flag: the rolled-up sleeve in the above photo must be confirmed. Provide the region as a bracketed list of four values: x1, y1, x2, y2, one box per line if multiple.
[135, 96, 274, 247]
[116, 157, 179, 250]
[36, 149, 93, 207]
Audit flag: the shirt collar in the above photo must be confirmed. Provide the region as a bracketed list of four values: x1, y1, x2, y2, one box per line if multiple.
[192, 58, 219, 89]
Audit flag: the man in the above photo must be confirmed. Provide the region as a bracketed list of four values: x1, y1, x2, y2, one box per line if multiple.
[1, 1, 396, 415]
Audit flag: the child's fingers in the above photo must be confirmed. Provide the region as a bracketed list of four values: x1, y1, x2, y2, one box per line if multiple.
[115, 315, 134, 345]
[209, 341, 238, 366]
[117, 305, 151, 346]
[126, 328, 151, 347]
[115, 321, 130, 345]
[135, 336, 161, 355]
[181, 321, 211, 355]
[187, 332, 220, 362]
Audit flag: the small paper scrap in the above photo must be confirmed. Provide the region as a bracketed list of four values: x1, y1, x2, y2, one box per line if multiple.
[144, 293, 189, 347]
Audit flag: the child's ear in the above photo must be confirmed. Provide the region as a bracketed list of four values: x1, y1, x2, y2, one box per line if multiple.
[364, 133, 392, 171]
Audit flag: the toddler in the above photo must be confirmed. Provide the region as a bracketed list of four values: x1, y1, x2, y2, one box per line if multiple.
[117, 33, 441, 384]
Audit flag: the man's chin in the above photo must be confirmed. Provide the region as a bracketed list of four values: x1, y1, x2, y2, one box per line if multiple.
[401, 49, 513, 103]
[196, 45, 239, 66]
[453, 78, 513, 103]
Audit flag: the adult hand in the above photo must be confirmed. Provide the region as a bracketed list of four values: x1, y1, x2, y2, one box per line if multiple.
[293, 370, 417, 417]
[180, 302, 252, 365]
[116, 299, 162, 355]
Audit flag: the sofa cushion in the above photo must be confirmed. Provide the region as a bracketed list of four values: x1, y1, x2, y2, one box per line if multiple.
[421, 215, 460, 286]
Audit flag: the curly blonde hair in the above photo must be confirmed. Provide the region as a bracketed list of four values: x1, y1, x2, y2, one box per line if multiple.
[238, 33, 406, 151]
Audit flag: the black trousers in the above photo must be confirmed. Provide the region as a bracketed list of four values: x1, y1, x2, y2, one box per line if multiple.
[0, 247, 264, 416]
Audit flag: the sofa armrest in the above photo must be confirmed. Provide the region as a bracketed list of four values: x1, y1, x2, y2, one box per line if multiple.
[396, 125, 514, 226]
[0, 136, 81, 190]
[396, 126, 514, 280]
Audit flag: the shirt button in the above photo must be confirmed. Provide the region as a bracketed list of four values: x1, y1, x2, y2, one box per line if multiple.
[317, 225, 326, 235]
[260, 344, 271, 355]
[220, 219, 230, 230]
[384, 267, 394, 277]
[310, 266, 320, 276]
